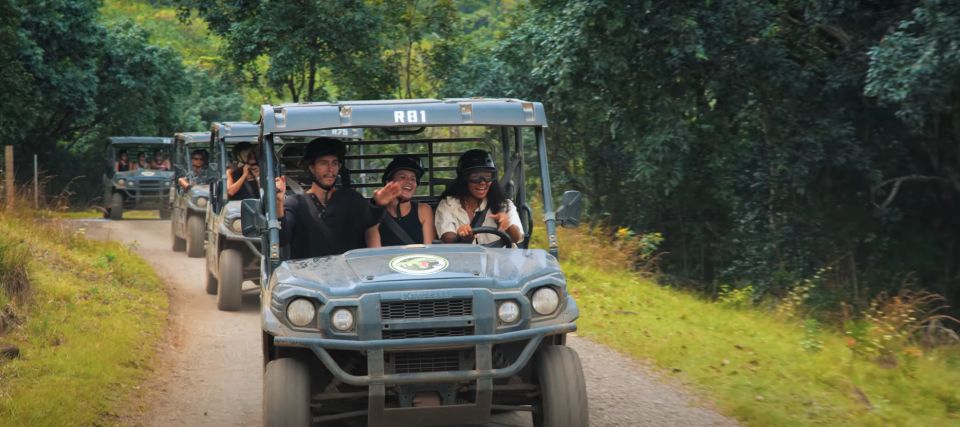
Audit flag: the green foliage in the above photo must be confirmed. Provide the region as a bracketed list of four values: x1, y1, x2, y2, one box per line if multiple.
[0, 214, 167, 425]
[455, 0, 960, 307]
[718, 285, 755, 310]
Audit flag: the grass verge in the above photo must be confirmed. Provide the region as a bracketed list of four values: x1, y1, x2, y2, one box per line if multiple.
[0, 213, 167, 426]
[535, 226, 960, 426]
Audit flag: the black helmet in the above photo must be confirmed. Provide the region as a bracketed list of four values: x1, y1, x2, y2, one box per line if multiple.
[301, 138, 347, 170]
[456, 149, 496, 176]
[382, 156, 424, 184]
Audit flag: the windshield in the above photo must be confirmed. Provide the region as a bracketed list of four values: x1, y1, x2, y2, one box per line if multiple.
[114, 144, 173, 172]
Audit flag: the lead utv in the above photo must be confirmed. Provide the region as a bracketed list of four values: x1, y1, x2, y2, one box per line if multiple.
[241, 99, 588, 426]
[103, 136, 175, 220]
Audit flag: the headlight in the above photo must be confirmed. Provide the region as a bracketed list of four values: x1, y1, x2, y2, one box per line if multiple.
[497, 301, 520, 324]
[286, 298, 316, 327]
[196, 197, 208, 208]
[331, 308, 355, 332]
[531, 287, 560, 316]
[116, 179, 125, 187]
[230, 218, 242, 233]
[164, 181, 171, 187]
[128, 180, 135, 187]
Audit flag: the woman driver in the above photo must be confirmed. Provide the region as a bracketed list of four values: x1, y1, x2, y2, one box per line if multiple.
[434, 149, 523, 246]
[365, 156, 436, 247]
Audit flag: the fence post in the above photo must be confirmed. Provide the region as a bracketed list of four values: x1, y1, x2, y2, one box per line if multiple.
[34, 154, 38, 209]
[5, 145, 13, 209]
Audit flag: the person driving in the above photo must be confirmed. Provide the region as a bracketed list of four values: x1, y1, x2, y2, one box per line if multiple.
[365, 156, 436, 247]
[275, 138, 401, 259]
[136, 152, 148, 170]
[226, 148, 260, 200]
[178, 149, 215, 190]
[435, 149, 523, 245]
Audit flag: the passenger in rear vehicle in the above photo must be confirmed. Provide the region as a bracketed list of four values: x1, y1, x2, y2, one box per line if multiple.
[115, 150, 132, 172]
[435, 149, 523, 246]
[365, 156, 436, 247]
[136, 152, 148, 170]
[226, 148, 260, 200]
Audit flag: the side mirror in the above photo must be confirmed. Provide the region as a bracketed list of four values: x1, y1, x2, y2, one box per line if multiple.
[240, 199, 266, 238]
[555, 190, 583, 228]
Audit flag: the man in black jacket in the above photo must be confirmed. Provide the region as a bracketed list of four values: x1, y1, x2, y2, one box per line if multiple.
[276, 138, 401, 259]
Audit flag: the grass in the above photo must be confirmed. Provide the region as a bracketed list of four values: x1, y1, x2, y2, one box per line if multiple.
[39, 209, 160, 220]
[0, 212, 167, 426]
[532, 225, 960, 426]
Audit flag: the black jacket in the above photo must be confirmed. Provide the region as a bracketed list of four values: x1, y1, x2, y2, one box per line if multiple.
[279, 189, 384, 259]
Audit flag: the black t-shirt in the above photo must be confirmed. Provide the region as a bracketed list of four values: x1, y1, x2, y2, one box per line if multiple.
[279, 189, 384, 259]
[378, 201, 423, 246]
[229, 168, 260, 200]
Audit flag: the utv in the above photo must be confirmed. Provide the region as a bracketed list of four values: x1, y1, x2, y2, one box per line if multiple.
[241, 99, 587, 426]
[103, 136, 175, 220]
[205, 122, 363, 310]
[170, 131, 214, 257]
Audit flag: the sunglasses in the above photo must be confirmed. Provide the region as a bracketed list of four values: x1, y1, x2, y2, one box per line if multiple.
[467, 174, 494, 184]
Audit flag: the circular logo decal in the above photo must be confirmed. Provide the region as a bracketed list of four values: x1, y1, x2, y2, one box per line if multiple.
[142, 171, 155, 177]
[389, 254, 449, 275]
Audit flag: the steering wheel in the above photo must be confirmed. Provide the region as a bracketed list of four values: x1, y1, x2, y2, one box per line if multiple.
[471, 226, 513, 248]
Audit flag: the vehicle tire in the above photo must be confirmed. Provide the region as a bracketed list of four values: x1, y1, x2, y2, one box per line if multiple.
[186, 215, 205, 258]
[205, 267, 218, 295]
[263, 358, 311, 427]
[110, 193, 124, 220]
[532, 346, 589, 427]
[217, 248, 243, 311]
[171, 219, 186, 252]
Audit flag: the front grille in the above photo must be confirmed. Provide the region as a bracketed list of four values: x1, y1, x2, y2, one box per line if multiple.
[381, 299, 472, 320]
[382, 326, 473, 340]
[392, 351, 460, 373]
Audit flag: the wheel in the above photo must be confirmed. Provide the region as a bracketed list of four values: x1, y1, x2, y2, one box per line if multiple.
[110, 193, 124, 220]
[186, 215, 205, 258]
[159, 206, 171, 220]
[171, 218, 186, 252]
[205, 267, 218, 295]
[216, 248, 243, 311]
[263, 358, 311, 427]
[533, 346, 588, 427]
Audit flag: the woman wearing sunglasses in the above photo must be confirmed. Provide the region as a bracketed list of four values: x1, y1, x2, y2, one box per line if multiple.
[435, 149, 523, 245]
[226, 148, 260, 200]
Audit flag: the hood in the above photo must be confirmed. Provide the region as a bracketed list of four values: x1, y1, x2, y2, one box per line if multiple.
[116, 169, 174, 179]
[274, 245, 562, 298]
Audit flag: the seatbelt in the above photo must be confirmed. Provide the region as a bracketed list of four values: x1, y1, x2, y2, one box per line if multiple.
[301, 193, 338, 242]
[381, 202, 417, 245]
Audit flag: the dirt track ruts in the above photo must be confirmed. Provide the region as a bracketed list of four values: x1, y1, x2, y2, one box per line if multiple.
[80, 218, 738, 427]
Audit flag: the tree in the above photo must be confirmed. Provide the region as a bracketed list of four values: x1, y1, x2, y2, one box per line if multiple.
[179, 0, 394, 101]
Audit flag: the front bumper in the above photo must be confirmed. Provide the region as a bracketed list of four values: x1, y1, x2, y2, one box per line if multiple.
[274, 322, 575, 385]
[274, 322, 575, 427]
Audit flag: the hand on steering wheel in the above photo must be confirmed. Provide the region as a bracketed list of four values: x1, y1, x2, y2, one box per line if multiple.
[470, 226, 513, 248]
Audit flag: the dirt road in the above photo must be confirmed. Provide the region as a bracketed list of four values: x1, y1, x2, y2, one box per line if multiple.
[81, 219, 737, 427]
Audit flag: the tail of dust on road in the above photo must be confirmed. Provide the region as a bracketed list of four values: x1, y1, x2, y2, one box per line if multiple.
[79, 219, 737, 427]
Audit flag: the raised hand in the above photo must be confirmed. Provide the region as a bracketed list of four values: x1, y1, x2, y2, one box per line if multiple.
[372, 181, 402, 206]
[275, 176, 286, 203]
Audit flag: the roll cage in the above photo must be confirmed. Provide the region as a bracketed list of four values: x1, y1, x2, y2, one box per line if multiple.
[251, 98, 573, 279]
